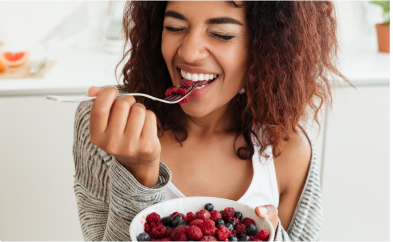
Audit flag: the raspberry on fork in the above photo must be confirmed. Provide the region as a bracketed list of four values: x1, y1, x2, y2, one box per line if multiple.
[181, 79, 194, 88]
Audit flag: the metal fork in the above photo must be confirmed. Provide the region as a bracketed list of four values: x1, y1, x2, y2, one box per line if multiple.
[46, 84, 199, 104]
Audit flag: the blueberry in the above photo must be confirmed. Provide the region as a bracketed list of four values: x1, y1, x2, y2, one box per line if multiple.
[225, 223, 234, 231]
[215, 219, 225, 228]
[162, 216, 172, 227]
[171, 214, 183, 227]
[228, 218, 237, 229]
[166, 226, 171, 231]
[180, 213, 186, 218]
[137, 232, 150, 241]
[220, 210, 223, 214]
[236, 232, 246, 239]
[177, 220, 187, 227]
[234, 211, 243, 221]
[204, 203, 214, 212]
[239, 235, 250, 241]
[247, 224, 258, 236]
[228, 235, 238, 241]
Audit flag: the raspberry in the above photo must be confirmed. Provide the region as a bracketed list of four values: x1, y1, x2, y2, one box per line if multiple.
[190, 219, 204, 229]
[144, 223, 151, 233]
[165, 227, 175, 238]
[151, 225, 166, 239]
[171, 225, 189, 241]
[210, 210, 222, 221]
[222, 207, 236, 221]
[187, 225, 203, 240]
[216, 225, 231, 241]
[178, 96, 189, 104]
[253, 229, 270, 241]
[241, 217, 256, 227]
[235, 223, 247, 234]
[200, 219, 215, 236]
[200, 235, 217, 241]
[147, 212, 161, 224]
[184, 212, 195, 224]
[178, 88, 187, 96]
[231, 229, 237, 237]
[165, 86, 180, 97]
[150, 222, 157, 229]
[181, 79, 194, 88]
[249, 235, 255, 240]
[196, 209, 211, 220]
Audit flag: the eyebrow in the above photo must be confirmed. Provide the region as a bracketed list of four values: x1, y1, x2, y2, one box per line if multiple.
[164, 10, 243, 26]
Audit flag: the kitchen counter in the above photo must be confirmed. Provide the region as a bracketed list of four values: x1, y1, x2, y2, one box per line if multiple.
[0, 45, 389, 97]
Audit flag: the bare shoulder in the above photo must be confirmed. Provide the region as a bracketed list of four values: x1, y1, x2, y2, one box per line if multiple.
[273, 125, 312, 193]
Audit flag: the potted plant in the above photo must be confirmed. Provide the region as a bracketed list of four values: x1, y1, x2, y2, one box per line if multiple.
[370, 1, 390, 53]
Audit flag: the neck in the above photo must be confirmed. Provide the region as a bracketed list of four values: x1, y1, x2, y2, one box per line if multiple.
[182, 97, 238, 139]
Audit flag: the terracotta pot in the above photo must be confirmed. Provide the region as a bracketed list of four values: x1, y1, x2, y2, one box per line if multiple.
[375, 23, 390, 53]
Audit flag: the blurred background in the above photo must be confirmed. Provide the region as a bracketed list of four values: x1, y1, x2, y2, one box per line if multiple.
[0, 1, 389, 241]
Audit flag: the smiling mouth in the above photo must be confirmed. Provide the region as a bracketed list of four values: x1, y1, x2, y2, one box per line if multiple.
[177, 68, 218, 89]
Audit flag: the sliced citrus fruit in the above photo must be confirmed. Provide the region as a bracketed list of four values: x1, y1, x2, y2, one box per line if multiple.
[0, 59, 5, 72]
[3, 51, 29, 67]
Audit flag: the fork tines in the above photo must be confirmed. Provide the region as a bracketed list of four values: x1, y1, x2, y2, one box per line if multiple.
[165, 85, 197, 102]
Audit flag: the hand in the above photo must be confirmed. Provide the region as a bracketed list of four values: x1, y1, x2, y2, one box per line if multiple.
[88, 86, 161, 187]
[255, 205, 279, 232]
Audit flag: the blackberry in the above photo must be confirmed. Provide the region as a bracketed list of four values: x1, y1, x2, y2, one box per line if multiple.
[228, 234, 238, 241]
[237, 232, 245, 239]
[166, 226, 171, 231]
[177, 220, 187, 227]
[239, 234, 250, 241]
[204, 203, 214, 212]
[228, 218, 237, 229]
[233, 211, 243, 221]
[137, 232, 150, 241]
[171, 214, 183, 227]
[247, 224, 258, 236]
[162, 216, 172, 227]
[225, 223, 234, 231]
[215, 219, 225, 228]
[220, 210, 223, 214]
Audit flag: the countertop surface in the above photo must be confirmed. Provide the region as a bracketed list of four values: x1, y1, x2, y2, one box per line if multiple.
[0, 45, 389, 97]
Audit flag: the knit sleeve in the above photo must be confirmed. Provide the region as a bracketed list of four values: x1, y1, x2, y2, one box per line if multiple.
[274, 130, 324, 241]
[72, 99, 172, 241]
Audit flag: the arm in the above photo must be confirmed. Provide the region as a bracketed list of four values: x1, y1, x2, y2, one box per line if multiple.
[257, 126, 323, 241]
[73, 100, 172, 241]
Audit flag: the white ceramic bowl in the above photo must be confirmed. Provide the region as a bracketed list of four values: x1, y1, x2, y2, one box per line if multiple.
[130, 196, 274, 241]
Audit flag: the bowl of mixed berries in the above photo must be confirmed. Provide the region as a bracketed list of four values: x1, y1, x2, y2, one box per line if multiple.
[130, 197, 274, 241]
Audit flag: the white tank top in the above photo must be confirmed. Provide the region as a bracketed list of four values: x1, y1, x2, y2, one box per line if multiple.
[162, 142, 280, 209]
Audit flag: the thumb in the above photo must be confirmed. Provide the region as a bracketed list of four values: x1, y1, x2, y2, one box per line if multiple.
[255, 205, 279, 232]
[88, 86, 101, 97]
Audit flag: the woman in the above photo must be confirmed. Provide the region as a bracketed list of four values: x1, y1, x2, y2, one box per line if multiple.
[73, 1, 350, 241]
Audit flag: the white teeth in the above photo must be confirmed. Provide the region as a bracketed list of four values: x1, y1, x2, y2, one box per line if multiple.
[191, 74, 199, 82]
[179, 69, 218, 82]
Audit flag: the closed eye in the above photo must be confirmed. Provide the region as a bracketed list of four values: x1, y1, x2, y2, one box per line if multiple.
[211, 33, 234, 41]
[164, 26, 185, 32]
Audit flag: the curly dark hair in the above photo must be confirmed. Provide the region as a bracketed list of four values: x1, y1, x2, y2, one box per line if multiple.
[115, 1, 353, 160]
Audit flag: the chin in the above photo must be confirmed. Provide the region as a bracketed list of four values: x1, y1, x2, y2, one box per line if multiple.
[180, 102, 211, 118]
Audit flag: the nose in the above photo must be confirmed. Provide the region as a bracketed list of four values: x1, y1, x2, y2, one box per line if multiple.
[177, 29, 210, 63]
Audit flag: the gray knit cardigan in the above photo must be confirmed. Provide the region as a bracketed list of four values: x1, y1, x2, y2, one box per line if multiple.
[72, 89, 323, 241]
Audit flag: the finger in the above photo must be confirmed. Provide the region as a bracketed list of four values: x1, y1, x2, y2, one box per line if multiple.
[124, 103, 146, 141]
[105, 95, 136, 137]
[88, 86, 101, 97]
[140, 110, 158, 144]
[255, 205, 278, 220]
[90, 86, 119, 134]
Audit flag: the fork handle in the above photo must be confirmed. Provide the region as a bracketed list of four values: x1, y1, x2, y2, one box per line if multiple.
[46, 95, 97, 102]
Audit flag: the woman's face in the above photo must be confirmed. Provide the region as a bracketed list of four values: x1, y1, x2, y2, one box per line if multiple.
[161, 1, 249, 118]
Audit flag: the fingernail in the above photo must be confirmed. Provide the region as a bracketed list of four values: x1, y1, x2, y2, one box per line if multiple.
[258, 207, 268, 215]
